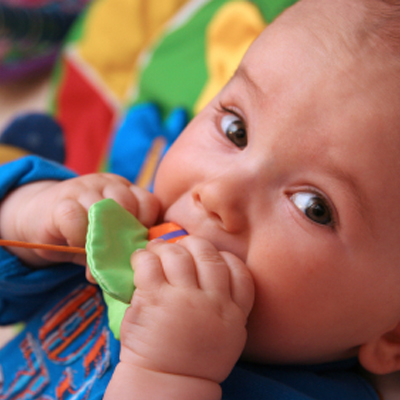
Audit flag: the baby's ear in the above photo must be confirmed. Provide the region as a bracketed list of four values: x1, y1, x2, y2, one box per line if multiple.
[358, 322, 400, 374]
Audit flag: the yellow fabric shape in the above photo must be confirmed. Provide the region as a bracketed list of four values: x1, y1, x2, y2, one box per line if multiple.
[135, 136, 167, 189]
[194, 1, 266, 113]
[77, 0, 190, 101]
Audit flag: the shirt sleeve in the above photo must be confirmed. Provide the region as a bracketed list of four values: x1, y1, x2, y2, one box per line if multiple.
[0, 156, 83, 325]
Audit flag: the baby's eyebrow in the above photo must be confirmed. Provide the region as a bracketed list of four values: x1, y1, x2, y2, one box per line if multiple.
[231, 65, 263, 97]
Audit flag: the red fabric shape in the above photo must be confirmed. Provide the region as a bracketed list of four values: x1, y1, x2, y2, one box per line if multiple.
[55, 59, 115, 175]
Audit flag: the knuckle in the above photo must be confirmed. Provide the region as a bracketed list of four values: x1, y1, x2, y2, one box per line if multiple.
[165, 243, 189, 257]
[55, 200, 84, 223]
[101, 172, 128, 182]
[198, 249, 224, 265]
[150, 241, 191, 261]
[131, 249, 152, 264]
[72, 172, 128, 190]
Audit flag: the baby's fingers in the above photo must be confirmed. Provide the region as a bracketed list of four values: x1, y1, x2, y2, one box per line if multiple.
[52, 199, 88, 247]
[125, 185, 160, 228]
[177, 237, 254, 315]
[176, 236, 231, 296]
[99, 181, 160, 228]
[131, 249, 166, 291]
[33, 198, 88, 265]
[219, 251, 254, 317]
[144, 240, 199, 288]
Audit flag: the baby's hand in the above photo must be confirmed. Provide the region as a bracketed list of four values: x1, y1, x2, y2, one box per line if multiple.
[119, 236, 254, 386]
[0, 174, 160, 267]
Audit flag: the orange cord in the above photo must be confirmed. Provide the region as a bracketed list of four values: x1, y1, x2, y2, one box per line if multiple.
[0, 239, 86, 254]
[0, 222, 186, 255]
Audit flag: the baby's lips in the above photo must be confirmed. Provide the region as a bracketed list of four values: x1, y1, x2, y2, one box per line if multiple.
[148, 222, 188, 243]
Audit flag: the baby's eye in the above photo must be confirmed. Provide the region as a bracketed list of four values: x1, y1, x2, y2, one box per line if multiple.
[291, 192, 333, 226]
[220, 114, 247, 148]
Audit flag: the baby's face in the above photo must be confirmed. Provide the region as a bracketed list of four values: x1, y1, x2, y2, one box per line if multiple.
[154, 5, 400, 365]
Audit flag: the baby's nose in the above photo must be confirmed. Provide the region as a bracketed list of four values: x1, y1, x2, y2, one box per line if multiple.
[192, 176, 248, 233]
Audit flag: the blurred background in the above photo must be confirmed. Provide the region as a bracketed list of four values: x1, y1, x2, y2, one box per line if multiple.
[0, 0, 91, 348]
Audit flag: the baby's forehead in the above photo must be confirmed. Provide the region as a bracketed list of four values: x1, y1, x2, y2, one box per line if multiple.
[252, 0, 400, 76]
[244, 6, 400, 115]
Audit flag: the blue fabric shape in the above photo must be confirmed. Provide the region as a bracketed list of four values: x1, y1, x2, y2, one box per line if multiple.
[1, 113, 65, 163]
[0, 155, 75, 199]
[109, 104, 187, 190]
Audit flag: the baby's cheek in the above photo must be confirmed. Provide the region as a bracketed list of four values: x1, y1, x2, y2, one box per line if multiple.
[154, 157, 186, 207]
[153, 155, 173, 195]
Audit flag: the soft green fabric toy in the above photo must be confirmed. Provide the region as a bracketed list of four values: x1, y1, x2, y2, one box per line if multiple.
[86, 198, 187, 339]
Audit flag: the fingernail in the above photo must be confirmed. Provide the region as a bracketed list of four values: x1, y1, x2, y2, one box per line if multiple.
[150, 238, 165, 244]
[134, 248, 145, 253]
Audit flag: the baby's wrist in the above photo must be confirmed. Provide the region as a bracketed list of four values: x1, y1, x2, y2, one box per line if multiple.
[0, 180, 55, 239]
[0, 180, 60, 265]
[104, 362, 222, 400]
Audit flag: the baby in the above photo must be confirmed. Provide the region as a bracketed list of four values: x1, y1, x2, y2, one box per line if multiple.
[1, 0, 400, 399]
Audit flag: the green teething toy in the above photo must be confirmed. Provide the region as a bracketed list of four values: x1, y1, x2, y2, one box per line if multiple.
[86, 198, 187, 339]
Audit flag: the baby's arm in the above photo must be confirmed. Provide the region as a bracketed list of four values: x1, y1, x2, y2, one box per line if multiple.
[105, 236, 255, 400]
[0, 173, 160, 267]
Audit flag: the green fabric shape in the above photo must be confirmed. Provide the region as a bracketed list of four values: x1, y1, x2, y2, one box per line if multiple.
[252, 0, 299, 23]
[133, 0, 300, 119]
[86, 198, 149, 339]
[86, 198, 148, 303]
[103, 293, 130, 340]
[133, 0, 229, 119]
